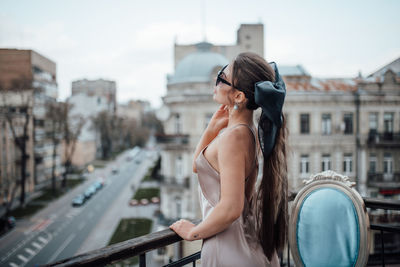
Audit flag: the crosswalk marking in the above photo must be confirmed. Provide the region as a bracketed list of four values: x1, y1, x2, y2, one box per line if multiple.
[32, 242, 42, 249]
[9, 263, 19, 267]
[25, 248, 35, 255]
[17, 254, 28, 262]
[38, 236, 47, 244]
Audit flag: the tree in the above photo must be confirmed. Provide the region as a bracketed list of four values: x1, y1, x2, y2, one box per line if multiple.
[61, 102, 84, 188]
[91, 111, 114, 159]
[45, 101, 64, 195]
[142, 112, 164, 135]
[0, 77, 34, 208]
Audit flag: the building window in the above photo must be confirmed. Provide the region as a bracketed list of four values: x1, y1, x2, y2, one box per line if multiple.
[97, 97, 101, 105]
[321, 114, 331, 135]
[175, 155, 183, 181]
[300, 114, 310, 134]
[383, 153, 393, 174]
[175, 196, 182, 218]
[383, 113, 394, 134]
[369, 154, 377, 173]
[343, 153, 353, 173]
[369, 113, 378, 132]
[321, 154, 331, 171]
[300, 155, 309, 174]
[174, 114, 182, 134]
[343, 113, 353, 134]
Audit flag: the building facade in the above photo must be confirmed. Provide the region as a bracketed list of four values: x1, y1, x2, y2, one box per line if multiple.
[283, 59, 400, 198]
[157, 24, 400, 263]
[117, 100, 150, 126]
[68, 79, 116, 166]
[0, 49, 60, 201]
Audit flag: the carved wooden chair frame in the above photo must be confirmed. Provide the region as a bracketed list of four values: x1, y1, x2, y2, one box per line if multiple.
[289, 170, 370, 267]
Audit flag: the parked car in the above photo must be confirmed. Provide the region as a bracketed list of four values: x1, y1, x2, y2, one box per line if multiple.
[0, 216, 16, 231]
[84, 185, 97, 199]
[72, 194, 86, 207]
[111, 166, 119, 174]
[93, 181, 103, 191]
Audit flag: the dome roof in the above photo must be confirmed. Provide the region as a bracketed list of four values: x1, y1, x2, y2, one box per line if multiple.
[168, 42, 229, 84]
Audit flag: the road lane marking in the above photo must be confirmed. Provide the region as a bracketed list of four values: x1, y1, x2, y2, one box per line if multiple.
[32, 242, 42, 250]
[8, 263, 18, 267]
[17, 254, 28, 262]
[48, 233, 76, 264]
[24, 248, 35, 255]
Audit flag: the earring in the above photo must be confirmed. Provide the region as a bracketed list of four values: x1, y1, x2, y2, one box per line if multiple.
[233, 103, 239, 110]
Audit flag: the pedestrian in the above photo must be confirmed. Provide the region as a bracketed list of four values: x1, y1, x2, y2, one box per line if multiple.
[170, 52, 288, 267]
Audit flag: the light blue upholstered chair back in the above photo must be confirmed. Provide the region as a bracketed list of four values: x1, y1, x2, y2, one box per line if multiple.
[289, 171, 370, 267]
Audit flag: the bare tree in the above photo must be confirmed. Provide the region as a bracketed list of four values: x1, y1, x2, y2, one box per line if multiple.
[0, 117, 19, 216]
[91, 111, 113, 159]
[0, 77, 34, 207]
[62, 102, 84, 188]
[45, 101, 64, 195]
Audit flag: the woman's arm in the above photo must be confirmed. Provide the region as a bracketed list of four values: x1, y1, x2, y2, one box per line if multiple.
[192, 105, 228, 173]
[172, 127, 251, 240]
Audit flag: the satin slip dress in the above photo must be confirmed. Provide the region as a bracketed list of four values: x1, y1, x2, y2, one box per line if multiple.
[195, 124, 279, 267]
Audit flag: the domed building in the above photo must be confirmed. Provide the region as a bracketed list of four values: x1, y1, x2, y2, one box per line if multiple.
[159, 42, 228, 223]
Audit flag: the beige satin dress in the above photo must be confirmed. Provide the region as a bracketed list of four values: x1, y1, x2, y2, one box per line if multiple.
[195, 124, 279, 267]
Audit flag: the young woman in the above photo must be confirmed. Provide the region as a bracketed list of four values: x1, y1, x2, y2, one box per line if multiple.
[170, 52, 288, 267]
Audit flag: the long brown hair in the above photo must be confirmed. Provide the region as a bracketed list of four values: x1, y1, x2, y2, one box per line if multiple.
[231, 52, 288, 261]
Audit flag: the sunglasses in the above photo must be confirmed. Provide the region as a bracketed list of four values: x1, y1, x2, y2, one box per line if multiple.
[216, 65, 233, 87]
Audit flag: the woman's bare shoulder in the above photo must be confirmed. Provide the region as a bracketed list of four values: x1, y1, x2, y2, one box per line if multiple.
[217, 125, 254, 152]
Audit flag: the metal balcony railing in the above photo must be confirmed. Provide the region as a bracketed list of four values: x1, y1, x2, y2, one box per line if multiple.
[156, 134, 189, 145]
[42, 197, 400, 267]
[368, 172, 400, 189]
[367, 131, 400, 147]
[160, 175, 190, 189]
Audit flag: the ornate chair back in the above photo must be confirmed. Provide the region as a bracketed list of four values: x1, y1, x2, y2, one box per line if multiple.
[289, 171, 370, 267]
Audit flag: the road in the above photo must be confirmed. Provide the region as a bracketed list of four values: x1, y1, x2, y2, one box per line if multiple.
[0, 148, 158, 267]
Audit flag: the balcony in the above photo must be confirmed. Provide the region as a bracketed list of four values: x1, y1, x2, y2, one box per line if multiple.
[367, 131, 400, 147]
[160, 175, 190, 189]
[156, 134, 190, 151]
[368, 172, 400, 189]
[43, 196, 400, 267]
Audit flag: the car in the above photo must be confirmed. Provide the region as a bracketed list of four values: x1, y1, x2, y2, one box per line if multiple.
[84, 186, 97, 199]
[93, 181, 103, 191]
[111, 166, 119, 174]
[0, 216, 16, 230]
[72, 194, 86, 207]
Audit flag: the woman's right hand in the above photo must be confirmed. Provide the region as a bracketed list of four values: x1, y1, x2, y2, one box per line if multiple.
[206, 105, 229, 135]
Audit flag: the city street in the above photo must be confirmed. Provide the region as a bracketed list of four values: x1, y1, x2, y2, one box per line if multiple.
[0, 148, 159, 267]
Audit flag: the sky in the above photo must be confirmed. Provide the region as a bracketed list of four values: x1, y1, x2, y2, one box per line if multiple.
[1, 0, 399, 108]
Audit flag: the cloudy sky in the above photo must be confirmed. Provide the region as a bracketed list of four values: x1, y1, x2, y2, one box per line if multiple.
[1, 0, 399, 107]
